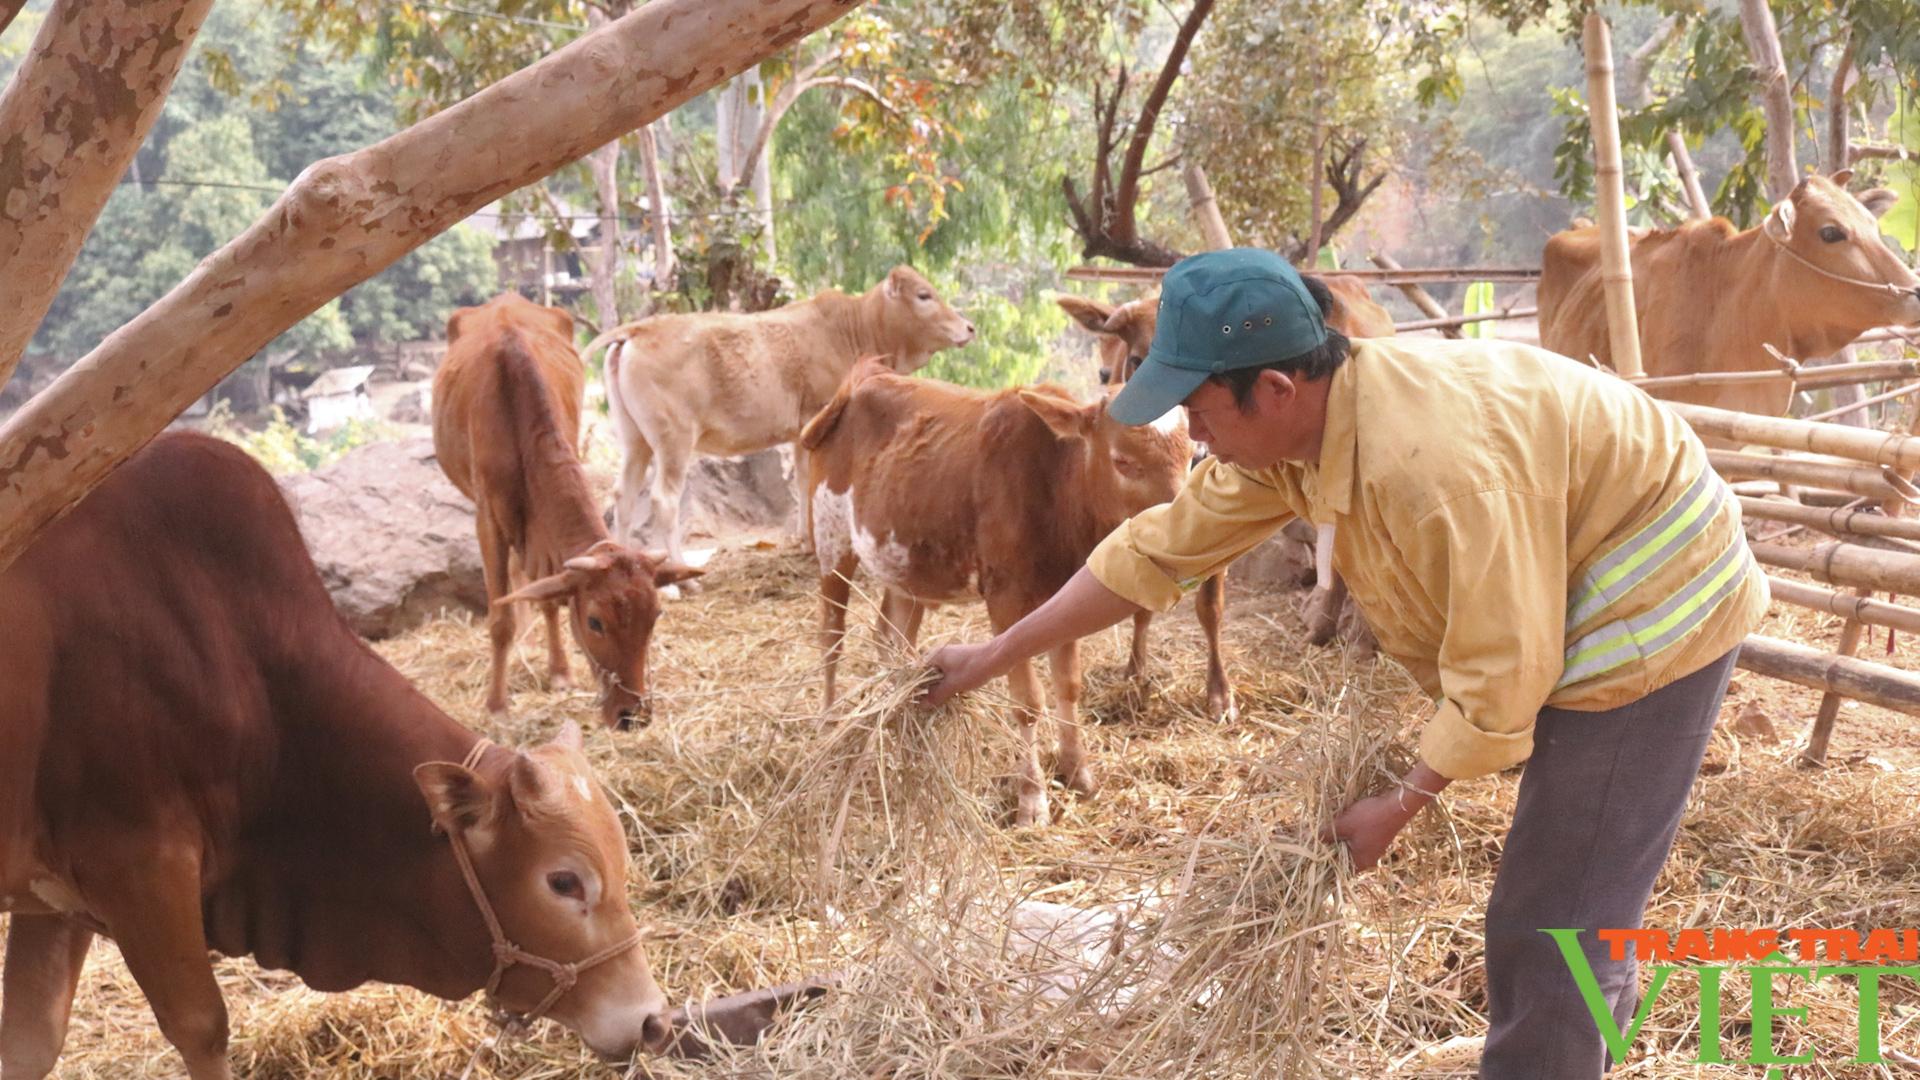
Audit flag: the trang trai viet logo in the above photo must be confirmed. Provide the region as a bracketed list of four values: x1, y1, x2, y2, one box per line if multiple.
[1548, 926, 1920, 1075]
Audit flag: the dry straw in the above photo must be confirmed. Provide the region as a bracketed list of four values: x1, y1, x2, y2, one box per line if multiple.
[19, 545, 1920, 1077]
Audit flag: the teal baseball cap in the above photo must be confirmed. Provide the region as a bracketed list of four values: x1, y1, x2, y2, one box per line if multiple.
[1108, 248, 1327, 426]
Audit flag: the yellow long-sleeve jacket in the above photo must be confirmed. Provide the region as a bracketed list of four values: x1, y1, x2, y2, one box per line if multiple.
[1087, 337, 1769, 780]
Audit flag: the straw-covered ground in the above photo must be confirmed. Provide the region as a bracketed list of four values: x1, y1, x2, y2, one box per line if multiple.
[19, 540, 1920, 1078]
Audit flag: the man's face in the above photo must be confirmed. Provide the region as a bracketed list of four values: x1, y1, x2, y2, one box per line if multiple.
[1180, 371, 1312, 469]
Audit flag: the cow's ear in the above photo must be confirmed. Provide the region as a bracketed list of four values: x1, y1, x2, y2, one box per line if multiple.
[1056, 295, 1115, 333]
[1016, 388, 1093, 440]
[446, 308, 469, 344]
[1766, 198, 1797, 239]
[496, 570, 581, 607]
[1860, 188, 1900, 219]
[507, 751, 562, 812]
[542, 305, 575, 342]
[1830, 167, 1856, 188]
[553, 720, 584, 753]
[1099, 305, 1137, 336]
[884, 267, 904, 300]
[415, 762, 494, 834]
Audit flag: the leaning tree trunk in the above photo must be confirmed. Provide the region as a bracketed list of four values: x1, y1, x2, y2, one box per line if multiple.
[584, 4, 625, 332]
[0, 0, 865, 576]
[639, 121, 676, 293]
[1739, 0, 1798, 202]
[0, 0, 215, 393]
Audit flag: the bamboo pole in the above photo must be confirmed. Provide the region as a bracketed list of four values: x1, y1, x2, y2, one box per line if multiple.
[1667, 131, 1712, 221]
[1369, 252, 1462, 339]
[1673, 403, 1920, 471]
[1766, 576, 1920, 634]
[1805, 393, 1920, 763]
[1708, 451, 1909, 502]
[1396, 307, 1539, 334]
[1750, 540, 1920, 594]
[1739, 497, 1920, 542]
[1805, 381, 1920, 423]
[1182, 163, 1235, 251]
[1630, 358, 1920, 392]
[1584, 12, 1644, 377]
[1737, 635, 1920, 716]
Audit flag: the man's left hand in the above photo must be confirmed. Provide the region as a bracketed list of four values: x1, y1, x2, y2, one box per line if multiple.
[1326, 791, 1416, 871]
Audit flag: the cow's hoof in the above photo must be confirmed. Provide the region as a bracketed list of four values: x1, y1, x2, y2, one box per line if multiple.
[549, 672, 573, 692]
[1208, 689, 1236, 723]
[1060, 763, 1098, 798]
[1014, 791, 1049, 827]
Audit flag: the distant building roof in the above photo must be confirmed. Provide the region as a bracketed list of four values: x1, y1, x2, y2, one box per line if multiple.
[302, 364, 376, 399]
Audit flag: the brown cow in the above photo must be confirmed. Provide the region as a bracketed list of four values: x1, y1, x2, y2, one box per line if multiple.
[1056, 272, 1392, 655]
[804, 359, 1192, 826]
[1539, 170, 1920, 418]
[434, 293, 700, 729]
[0, 433, 669, 1079]
[583, 266, 976, 568]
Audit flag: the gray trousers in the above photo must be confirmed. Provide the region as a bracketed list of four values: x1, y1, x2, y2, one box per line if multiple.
[1478, 647, 1739, 1079]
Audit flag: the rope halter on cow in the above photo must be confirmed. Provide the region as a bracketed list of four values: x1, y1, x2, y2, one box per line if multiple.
[444, 739, 641, 1032]
[1762, 211, 1917, 298]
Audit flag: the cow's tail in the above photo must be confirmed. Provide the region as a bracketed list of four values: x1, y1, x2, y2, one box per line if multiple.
[603, 337, 643, 453]
[800, 355, 891, 451]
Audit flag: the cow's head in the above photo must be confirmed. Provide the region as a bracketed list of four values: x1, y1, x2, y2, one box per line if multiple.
[1058, 291, 1159, 387]
[448, 293, 576, 346]
[496, 543, 703, 730]
[1764, 170, 1920, 326]
[874, 266, 976, 371]
[1016, 386, 1191, 518]
[416, 723, 668, 1059]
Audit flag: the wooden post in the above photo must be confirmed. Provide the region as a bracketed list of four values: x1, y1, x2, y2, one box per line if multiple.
[1707, 452, 1913, 502]
[0, 0, 864, 577]
[1370, 252, 1463, 339]
[1804, 395, 1920, 763]
[1766, 577, 1920, 635]
[1667, 131, 1712, 221]
[1583, 12, 1644, 377]
[1182, 163, 1235, 252]
[1739, 496, 1920, 543]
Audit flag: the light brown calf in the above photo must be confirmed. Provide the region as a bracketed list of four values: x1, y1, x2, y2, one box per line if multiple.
[584, 266, 976, 566]
[433, 293, 700, 729]
[804, 359, 1192, 826]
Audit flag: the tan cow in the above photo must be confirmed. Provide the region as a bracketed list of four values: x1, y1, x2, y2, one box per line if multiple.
[583, 266, 976, 567]
[434, 293, 701, 728]
[1539, 170, 1920, 418]
[0, 433, 670, 1079]
[804, 359, 1193, 826]
[1056, 272, 1393, 654]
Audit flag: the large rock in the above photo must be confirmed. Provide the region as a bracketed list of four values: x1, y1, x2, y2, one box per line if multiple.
[622, 445, 799, 544]
[280, 439, 487, 639]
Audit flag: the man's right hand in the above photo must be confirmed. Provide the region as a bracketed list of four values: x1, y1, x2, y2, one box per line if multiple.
[922, 641, 1004, 707]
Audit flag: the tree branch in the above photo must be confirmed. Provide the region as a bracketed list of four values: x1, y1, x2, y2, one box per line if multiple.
[0, 0, 213, 393]
[0, 0, 864, 576]
[1828, 26, 1858, 169]
[729, 73, 897, 200]
[1111, 0, 1215, 245]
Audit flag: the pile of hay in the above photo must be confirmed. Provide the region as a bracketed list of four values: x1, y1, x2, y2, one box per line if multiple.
[22, 543, 1920, 1078]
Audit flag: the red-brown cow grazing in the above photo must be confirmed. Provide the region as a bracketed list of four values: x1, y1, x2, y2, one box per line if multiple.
[804, 359, 1193, 826]
[0, 434, 668, 1080]
[1540, 170, 1920, 418]
[434, 293, 701, 730]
